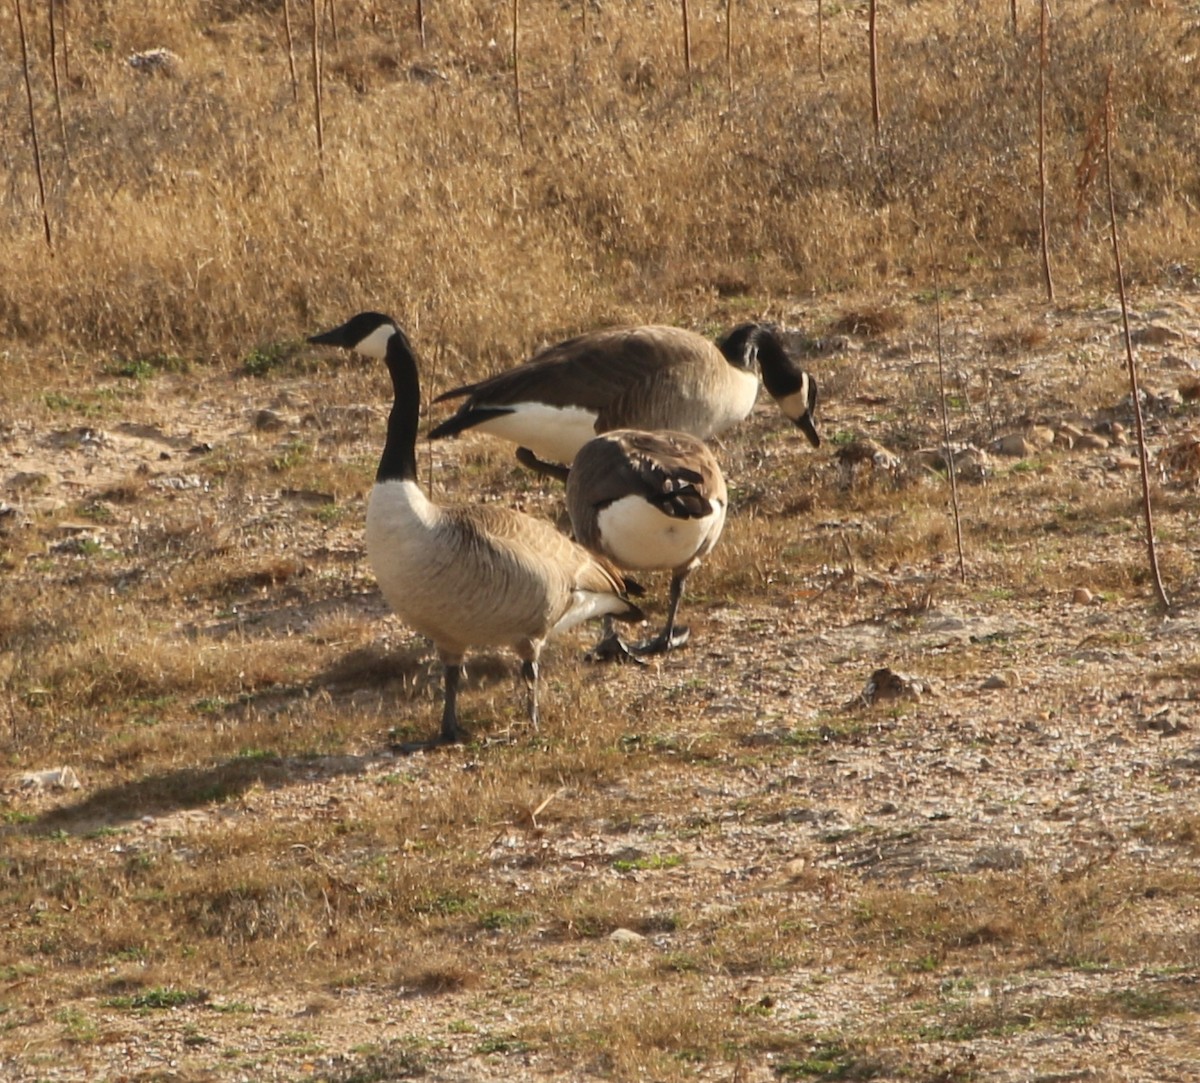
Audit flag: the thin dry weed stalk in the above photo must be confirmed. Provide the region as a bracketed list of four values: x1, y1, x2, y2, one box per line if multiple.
[47, 0, 68, 164]
[14, 0, 52, 252]
[512, 0, 524, 145]
[681, 0, 692, 79]
[933, 276, 966, 584]
[1102, 70, 1169, 610]
[869, 0, 881, 142]
[310, 0, 325, 170]
[282, 0, 299, 102]
[1038, 0, 1055, 301]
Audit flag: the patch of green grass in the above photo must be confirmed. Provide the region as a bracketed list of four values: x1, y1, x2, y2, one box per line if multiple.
[108, 987, 209, 1010]
[319, 1041, 428, 1081]
[56, 1007, 98, 1043]
[271, 439, 312, 473]
[103, 353, 190, 380]
[613, 853, 685, 873]
[243, 344, 290, 377]
[475, 1035, 533, 1056]
[479, 908, 533, 932]
[1111, 988, 1187, 1019]
[774, 1041, 887, 1080]
[415, 891, 474, 917]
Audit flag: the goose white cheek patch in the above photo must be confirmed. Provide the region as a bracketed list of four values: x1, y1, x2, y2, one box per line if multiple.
[356, 322, 399, 360]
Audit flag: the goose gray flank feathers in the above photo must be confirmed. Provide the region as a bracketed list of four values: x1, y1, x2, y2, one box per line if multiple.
[427, 323, 820, 477]
[307, 311, 644, 748]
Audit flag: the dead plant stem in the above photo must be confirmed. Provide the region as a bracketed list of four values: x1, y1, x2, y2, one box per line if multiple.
[1102, 73, 1169, 610]
[282, 0, 299, 102]
[1038, 0, 1055, 302]
[47, 0, 68, 164]
[933, 274, 966, 583]
[869, 0, 881, 142]
[311, 0, 325, 170]
[512, 0, 525, 145]
[681, 0, 692, 81]
[726, 0, 734, 98]
[818, 0, 825, 80]
[15, 0, 52, 252]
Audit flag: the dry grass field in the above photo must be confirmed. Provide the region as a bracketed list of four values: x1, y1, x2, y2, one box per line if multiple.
[4, 2, 1200, 1081]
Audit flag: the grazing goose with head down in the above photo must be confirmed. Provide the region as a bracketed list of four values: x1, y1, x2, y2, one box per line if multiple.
[566, 428, 727, 660]
[308, 311, 644, 748]
[422, 322, 820, 477]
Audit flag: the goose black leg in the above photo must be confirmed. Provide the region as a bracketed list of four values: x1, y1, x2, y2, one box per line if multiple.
[393, 661, 469, 753]
[515, 446, 571, 483]
[586, 615, 649, 665]
[521, 658, 540, 729]
[631, 572, 692, 655]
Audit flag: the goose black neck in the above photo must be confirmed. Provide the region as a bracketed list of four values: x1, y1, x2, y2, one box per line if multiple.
[755, 329, 804, 399]
[377, 329, 421, 484]
[717, 323, 760, 373]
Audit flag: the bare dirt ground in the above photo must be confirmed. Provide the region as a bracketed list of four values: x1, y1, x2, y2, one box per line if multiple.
[3, 287, 1200, 1082]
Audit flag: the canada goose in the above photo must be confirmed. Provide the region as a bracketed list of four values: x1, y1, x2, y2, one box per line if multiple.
[566, 428, 727, 659]
[307, 311, 644, 748]
[426, 322, 820, 476]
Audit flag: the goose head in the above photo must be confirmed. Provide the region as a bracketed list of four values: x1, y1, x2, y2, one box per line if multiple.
[307, 311, 398, 360]
[752, 327, 821, 448]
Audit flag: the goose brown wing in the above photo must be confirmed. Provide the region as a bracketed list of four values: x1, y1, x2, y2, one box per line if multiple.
[571, 430, 725, 524]
[432, 326, 707, 412]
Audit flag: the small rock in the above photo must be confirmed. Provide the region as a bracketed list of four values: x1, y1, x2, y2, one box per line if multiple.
[991, 433, 1035, 458]
[1131, 324, 1182, 346]
[917, 444, 991, 482]
[1074, 432, 1110, 451]
[1054, 424, 1085, 449]
[127, 48, 181, 76]
[254, 409, 291, 432]
[835, 438, 902, 485]
[19, 766, 82, 792]
[858, 667, 932, 705]
[609, 928, 646, 945]
[7, 471, 55, 492]
[970, 845, 1026, 871]
[1026, 425, 1056, 450]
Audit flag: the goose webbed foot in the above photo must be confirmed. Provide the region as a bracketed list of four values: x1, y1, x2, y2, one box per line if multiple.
[585, 630, 649, 666]
[391, 726, 469, 755]
[630, 624, 691, 656]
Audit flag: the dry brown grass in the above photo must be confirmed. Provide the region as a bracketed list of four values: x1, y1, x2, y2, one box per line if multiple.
[1, 2, 1197, 367]
[4, 3, 1200, 1081]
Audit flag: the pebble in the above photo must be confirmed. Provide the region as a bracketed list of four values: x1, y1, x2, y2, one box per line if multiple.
[991, 433, 1035, 457]
[609, 928, 646, 945]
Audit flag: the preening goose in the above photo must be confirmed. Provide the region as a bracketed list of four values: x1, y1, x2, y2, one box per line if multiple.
[566, 429, 727, 659]
[426, 322, 820, 476]
[308, 312, 644, 748]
